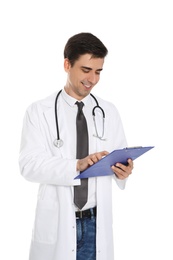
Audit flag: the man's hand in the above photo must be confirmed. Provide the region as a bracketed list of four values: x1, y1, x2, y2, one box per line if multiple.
[76, 151, 109, 172]
[111, 159, 134, 180]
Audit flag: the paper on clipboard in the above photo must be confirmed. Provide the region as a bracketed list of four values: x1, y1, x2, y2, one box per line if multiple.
[74, 146, 154, 179]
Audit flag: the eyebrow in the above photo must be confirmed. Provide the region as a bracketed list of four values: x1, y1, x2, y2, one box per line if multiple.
[81, 66, 103, 72]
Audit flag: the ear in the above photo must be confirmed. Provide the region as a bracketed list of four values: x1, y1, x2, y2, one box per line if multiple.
[64, 58, 71, 72]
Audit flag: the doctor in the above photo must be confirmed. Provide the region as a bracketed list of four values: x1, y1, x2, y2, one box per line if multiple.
[19, 32, 133, 260]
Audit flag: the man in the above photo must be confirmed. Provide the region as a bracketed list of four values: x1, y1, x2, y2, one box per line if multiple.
[19, 32, 133, 260]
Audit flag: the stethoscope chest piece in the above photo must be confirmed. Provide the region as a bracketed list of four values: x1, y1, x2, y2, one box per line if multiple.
[54, 139, 63, 148]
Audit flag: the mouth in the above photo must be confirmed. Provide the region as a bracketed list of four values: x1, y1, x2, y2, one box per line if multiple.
[81, 80, 92, 89]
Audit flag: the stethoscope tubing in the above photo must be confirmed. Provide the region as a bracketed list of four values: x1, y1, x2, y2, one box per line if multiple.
[54, 89, 62, 141]
[90, 93, 105, 118]
[54, 90, 105, 147]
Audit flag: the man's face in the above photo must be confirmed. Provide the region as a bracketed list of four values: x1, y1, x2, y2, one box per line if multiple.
[64, 54, 104, 100]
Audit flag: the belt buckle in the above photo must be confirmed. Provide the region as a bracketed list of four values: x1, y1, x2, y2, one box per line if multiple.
[80, 210, 82, 218]
[76, 209, 83, 219]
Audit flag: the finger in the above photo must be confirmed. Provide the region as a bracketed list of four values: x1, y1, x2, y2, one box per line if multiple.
[111, 165, 130, 179]
[115, 163, 126, 172]
[91, 151, 108, 162]
[87, 158, 94, 166]
[117, 172, 128, 179]
[101, 150, 109, 156]
[127, 159, 134, 169]
[92, 153, 101, 161]
[116, 161, 133, 174]
[87, 151, 109, 166]
[87, 154, 99, 165]
[112, 167, 126, 179]
[95, 151, 107, 160]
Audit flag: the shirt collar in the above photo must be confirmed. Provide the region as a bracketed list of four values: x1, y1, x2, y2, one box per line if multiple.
[61, 88, 91, 107]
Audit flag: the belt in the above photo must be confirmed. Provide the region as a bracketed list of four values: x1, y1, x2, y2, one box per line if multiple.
[75, 207, 97, 219]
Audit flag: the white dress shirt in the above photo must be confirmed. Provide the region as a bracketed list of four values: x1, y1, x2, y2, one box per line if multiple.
[61, 89, 97, 211]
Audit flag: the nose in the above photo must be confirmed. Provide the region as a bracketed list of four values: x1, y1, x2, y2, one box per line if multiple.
[88, 71, 99, 85]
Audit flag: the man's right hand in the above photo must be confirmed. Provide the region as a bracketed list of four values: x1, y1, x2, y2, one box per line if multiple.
[76, 150, 109, 172]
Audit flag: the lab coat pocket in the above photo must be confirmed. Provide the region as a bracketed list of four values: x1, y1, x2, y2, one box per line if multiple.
[32, 199, 58, 244]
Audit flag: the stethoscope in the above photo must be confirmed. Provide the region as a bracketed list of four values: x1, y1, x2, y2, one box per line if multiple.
[53, 90, 106, 148]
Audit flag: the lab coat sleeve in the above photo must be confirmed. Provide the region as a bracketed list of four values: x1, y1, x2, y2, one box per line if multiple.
[19, 104, 80, 186]
[113, 175, 128, 189]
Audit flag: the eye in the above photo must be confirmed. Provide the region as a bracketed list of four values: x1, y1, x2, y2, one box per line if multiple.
[82, 68, 90, 73]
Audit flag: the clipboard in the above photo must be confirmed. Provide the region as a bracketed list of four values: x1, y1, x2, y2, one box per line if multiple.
[74, 146, 154, 179]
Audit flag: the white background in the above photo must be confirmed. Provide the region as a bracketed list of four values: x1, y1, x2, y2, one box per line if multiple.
[0, 0, 173, 259]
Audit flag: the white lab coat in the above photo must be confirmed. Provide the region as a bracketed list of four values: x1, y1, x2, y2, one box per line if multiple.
[19, 91, 128, 260]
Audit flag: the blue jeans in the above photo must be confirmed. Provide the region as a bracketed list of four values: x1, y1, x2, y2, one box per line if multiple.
[76, 215, 96, 260]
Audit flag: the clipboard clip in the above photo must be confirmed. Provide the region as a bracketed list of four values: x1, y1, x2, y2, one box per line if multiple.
[125, 146, 143, 149]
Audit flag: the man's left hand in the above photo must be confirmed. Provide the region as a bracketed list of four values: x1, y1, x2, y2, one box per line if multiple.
[111, 159, 134, 180]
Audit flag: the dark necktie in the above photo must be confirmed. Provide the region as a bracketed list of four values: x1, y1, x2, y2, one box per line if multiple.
[74, 101, 88, 209]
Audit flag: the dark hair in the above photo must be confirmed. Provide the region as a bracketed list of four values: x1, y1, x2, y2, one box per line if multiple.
[64, 32, 108, 66]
